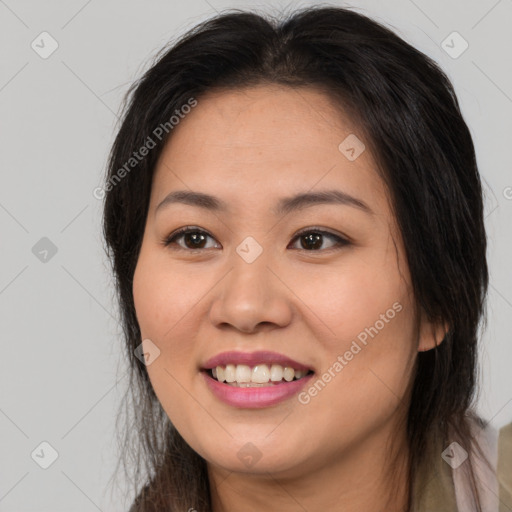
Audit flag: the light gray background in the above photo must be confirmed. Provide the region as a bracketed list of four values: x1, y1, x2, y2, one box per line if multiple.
[1, 0, 511, 510]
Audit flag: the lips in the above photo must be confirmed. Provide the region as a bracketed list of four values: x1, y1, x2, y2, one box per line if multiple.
[201, 350, 313, 372]
[200, 350, 316, 408]
[201, 368, 315, 408]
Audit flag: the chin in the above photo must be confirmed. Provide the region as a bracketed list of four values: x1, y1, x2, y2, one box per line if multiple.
[201, 441, 307, 477]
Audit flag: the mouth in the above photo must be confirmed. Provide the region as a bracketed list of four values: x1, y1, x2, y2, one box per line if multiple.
[203, 364, 315, 387]
[201, 350, 315, 387]
[200, 350, 316, 407]
[201, 363, 315, 409]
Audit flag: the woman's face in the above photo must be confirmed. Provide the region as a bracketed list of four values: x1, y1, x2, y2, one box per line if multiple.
[132, 85, 443, 478]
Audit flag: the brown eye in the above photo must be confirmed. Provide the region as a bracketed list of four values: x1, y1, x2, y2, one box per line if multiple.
[163, 227, 220, 250]
[289, 229, 349, 252]
[163, 226, 349, 253]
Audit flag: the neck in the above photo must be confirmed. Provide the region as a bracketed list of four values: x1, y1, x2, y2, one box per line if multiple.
[207, 425, 410, 512]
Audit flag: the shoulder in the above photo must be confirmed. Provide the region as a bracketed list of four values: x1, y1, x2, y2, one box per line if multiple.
[413, 421, 512, 512]
[498, 422, 512, 509]
[454, 421, 512, 511]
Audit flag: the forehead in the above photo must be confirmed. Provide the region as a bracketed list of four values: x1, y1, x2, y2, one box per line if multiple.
[150, 85, 388, 218]
[157, 85, 355, 161]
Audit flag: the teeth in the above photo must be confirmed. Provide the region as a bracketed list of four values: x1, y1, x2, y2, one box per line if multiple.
[283, 366, 295, 382]
[235, 364, 252, 383]
[211, 363, 310, 384]
[270, 364, 283, 382]
[225, 364, 236, 383]
[252, 364, 271, 383]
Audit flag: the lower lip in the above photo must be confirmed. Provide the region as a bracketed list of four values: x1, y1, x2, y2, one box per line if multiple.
[201, 371, 314, 409]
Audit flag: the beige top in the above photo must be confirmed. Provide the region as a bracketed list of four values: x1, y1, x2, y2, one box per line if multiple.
[414, 423, 512, 512]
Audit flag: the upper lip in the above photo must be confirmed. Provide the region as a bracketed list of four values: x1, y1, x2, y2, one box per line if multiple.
[202, 350, 313, 372]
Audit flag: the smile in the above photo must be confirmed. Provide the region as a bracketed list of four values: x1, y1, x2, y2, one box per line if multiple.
[201, 350, 315, 408]
[208, 363, 313, 386]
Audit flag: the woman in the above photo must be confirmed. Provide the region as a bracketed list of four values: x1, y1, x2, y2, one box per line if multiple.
[101, 6, 512, 511]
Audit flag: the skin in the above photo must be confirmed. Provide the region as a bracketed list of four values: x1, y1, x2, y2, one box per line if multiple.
[132, 85, 446, 512]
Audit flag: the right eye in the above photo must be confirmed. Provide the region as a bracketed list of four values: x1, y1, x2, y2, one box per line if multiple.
[162, 226, 221, 251]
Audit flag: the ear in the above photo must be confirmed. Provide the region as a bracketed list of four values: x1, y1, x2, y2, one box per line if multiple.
[417, 310, 449, 352]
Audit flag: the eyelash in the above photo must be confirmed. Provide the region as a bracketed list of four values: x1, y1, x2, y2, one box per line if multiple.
[161, 226, 350, 253]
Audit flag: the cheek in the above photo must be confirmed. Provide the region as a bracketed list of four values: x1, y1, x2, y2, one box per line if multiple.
[132, 251, 202, 388]
[300, 250, 412, 346]
[296, 255, 416, 414]
[295, 307, 416, 458]
[133, 253, 202, 429]
[133, 249, 201, 341]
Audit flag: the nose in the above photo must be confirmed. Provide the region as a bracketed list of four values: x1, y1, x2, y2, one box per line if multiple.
[209, 250, 293, 334]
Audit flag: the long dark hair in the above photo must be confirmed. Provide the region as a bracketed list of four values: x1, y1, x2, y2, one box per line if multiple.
[102, 6, 490, 511]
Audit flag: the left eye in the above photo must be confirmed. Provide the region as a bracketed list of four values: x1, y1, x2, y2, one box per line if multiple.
[289, 229, 349, 251]
[163, 227, 220, 250]
[163, 227, 349, 252]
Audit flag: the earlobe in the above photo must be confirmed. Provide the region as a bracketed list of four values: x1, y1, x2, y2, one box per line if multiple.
[417, 312, 449, 352]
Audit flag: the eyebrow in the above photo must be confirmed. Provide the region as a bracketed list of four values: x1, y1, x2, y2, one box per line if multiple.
[155, 189, 373, 216]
